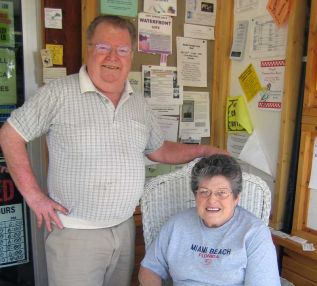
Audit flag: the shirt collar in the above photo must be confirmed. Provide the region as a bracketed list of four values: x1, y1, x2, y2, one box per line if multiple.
[79, 64, 134, 99]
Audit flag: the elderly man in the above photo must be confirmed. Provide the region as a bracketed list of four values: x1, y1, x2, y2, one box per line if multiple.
[0, 15, 226, 286]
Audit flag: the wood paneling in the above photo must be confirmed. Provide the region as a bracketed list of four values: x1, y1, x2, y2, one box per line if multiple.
[211, 0, 233, 149]
[275, 2, 317, 285]
[81, 0, 97, 64]
[271, 0, 307, 229]
[303, 0, 317, 110]
[42, 0, 82, 74]
[282, 249, 317, 285]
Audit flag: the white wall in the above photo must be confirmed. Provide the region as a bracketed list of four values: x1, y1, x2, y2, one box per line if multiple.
[22, 0, 48, 285]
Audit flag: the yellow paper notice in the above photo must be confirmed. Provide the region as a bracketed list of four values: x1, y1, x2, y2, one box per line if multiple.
[45, 44, 63, 65]
[239, 64, 262, 102]
[226, 95, 253, 134]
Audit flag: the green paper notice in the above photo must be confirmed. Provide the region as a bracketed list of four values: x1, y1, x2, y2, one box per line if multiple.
[100, 0, 138, 17]
[0, 48, 16, 105]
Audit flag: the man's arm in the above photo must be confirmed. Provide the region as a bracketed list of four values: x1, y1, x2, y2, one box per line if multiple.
[139, 266, 162, 286]
[0, 122, 68, 231]
[147, 140, 228, 164]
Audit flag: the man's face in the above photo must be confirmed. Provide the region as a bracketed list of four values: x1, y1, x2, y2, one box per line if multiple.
[86, 23, 133, 95]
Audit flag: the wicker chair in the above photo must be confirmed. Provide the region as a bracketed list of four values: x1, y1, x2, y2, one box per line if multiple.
[141, 159, 271, 249]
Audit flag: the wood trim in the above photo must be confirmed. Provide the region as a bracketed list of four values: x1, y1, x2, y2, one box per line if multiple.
[81, 0, 98, 64]
[273, 234, 317, 261]
[210, 0, 233, 149]
[303, 0, 317, 109]
[281, 248, 317, 285]
[292, 125, 317, 243]
[290, 1, 317, 245]
[270, 0, 306, 229]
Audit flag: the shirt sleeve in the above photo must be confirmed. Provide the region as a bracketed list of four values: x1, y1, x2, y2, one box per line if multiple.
[140, 220, 172, 280]
[8, 82, 60, 142]
[244, 225, 281, 286]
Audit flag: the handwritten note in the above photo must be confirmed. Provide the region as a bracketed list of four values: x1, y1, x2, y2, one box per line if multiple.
[226, 96, 253, 134]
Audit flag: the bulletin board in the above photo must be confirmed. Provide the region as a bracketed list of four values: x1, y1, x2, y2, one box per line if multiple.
[42, 0, 82, 75]
[82, 0, 215, 103]
[228, 1, 287, 180]
[80, 0, 306, 229]
[213, 0, 306, 229]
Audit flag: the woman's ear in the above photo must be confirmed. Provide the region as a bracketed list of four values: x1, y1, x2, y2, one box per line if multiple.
[235, 193, 241, 206]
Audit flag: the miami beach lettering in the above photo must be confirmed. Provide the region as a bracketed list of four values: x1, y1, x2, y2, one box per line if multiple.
[190, 244, 231, 256]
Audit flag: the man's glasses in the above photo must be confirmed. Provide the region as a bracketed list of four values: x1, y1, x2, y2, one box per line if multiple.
[89, 43, 132, 57]
[195, 187, 232, 200]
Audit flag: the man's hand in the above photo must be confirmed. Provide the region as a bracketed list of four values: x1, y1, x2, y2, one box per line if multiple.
[25, 191, 69, 232]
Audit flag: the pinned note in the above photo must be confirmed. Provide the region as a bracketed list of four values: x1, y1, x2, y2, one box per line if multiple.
[40, 49, 53, 67]
[267, 0, 290, 27]
[44, 8, 62, 29]
[45, 44, 63, 65]
[239, 64, 263, 102]
[226, 95, 253, 134]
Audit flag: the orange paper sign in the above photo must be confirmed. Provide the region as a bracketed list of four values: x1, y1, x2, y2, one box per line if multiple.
[267, 0, 291, 27]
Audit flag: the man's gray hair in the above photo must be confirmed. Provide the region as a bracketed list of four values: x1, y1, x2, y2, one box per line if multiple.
[87, 15, 137, 50]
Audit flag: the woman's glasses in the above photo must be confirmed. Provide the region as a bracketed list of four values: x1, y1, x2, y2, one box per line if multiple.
[195, 187, 232, 200]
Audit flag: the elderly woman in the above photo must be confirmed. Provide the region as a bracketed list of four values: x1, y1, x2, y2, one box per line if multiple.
[139, 154, 281, 286]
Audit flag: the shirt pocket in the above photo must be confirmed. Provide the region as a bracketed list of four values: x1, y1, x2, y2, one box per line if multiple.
[114, 120, 150, 153]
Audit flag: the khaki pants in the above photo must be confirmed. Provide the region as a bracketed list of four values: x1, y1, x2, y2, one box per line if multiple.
[45, 217, 135, 286]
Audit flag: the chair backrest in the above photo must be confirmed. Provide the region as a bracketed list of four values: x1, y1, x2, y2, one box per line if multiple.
[141, 159, 271, 249]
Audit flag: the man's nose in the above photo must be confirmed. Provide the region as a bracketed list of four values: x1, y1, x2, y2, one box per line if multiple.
[107, 47, 117, 57]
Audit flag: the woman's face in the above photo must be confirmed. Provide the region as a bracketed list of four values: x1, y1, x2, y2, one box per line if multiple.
[195, 175, 240, 228]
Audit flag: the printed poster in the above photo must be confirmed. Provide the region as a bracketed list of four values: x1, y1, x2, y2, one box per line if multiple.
[176, 37, 207, 87]
[179, 91, 210, 140]
[0, 1, 14, 47]
[142, 65, 183, 105]
[185, 0, 217, 26]
[250, 15, 287, 58]
[138, 13, 172, 55]
[0, 48, 16, 105]
[0, 164, 29, 268]
[144, 0, 177, 16]
[258, 59, 285, 111]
